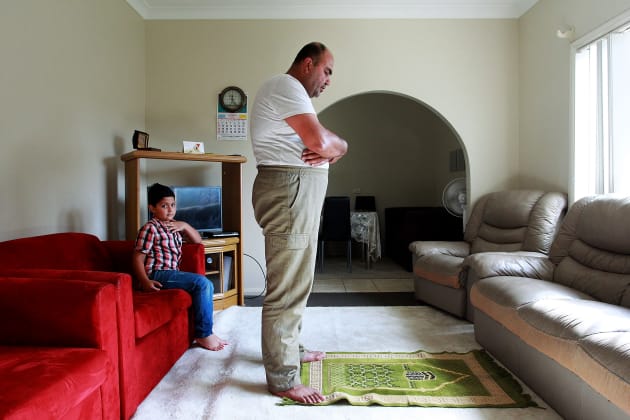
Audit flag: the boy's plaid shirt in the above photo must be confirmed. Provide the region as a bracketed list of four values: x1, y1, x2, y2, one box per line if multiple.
[135, 218, 182, 277]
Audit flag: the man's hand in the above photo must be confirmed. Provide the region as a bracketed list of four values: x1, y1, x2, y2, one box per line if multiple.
[301, 148, 345, 166]
[301, 149, 331, 166]
[287, 114, 348, 161]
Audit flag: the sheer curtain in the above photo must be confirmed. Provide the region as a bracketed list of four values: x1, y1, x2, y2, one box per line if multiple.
[573, 18, 630, 200]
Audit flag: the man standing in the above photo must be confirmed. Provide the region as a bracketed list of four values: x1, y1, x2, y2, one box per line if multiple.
[250, 42, 348, 404]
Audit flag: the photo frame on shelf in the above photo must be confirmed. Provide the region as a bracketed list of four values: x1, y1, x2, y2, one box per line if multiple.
[132, 130, 161, 151]
[132, 130, 149, 149]
[183, 141, 205, 154]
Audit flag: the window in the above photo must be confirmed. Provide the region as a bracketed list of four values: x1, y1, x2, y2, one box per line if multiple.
[573, 14, 630, 200]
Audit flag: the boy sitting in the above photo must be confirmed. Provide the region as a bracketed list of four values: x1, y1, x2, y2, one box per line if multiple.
[132, 183, 228, 351]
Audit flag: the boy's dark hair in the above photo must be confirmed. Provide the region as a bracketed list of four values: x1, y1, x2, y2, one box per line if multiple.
[147, 183, 175, 206]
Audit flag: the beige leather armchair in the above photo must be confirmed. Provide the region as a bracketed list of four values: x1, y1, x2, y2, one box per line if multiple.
[409, 189, 567, 320]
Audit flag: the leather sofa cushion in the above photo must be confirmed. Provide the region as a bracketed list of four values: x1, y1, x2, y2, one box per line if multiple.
[548, 195, 630, 308]
[462, 252, 553, 281]
[473, 191, 538, 229]
[133, 290, 192, 339]
[555, 249, 630, 306]
[470, 235, 523, 254]
[518, 299, 630, 340]
[466, 190, 567, 255]
[578, 197, 630, 254]
[473, 276, 592, 309]
[580, 331, 630, 385]
[0, 347, 110, 419]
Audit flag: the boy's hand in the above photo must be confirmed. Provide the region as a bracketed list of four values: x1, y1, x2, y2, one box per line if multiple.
[166, 220, 187, 232]
[169, 219, 203, 243]
[139, 278, 163, 292]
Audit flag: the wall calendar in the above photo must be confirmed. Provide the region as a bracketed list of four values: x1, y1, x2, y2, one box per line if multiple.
[217, 112, 247, 141]
[217, 89, 248, 141]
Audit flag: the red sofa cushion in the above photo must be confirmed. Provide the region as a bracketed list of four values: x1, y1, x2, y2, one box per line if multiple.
[133, 290, 192, 339]
[0, 347, 110, 420]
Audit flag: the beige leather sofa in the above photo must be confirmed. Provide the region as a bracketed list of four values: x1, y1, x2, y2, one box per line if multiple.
[468, 195, 630, 420]
[409, 190, 567, 320]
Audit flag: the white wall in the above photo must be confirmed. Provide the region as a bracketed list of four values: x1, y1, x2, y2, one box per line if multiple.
[6, 2, 627, 296]
[144, 19, 520, 294]
[518, 0, 630, 196]
[0, 1, 145, 241]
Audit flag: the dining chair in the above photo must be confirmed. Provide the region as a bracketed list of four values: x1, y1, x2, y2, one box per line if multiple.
[318, 196, 352, 272]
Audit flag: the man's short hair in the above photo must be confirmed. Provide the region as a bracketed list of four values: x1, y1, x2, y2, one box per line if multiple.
[147, 183, 175, 206]
[292, 42, 328, 66]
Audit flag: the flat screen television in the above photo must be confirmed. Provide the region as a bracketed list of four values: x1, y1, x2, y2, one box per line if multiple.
[148, 185, 222, 236]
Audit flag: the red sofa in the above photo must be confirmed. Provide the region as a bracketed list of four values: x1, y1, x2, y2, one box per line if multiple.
[0, 232, 205, 420]
[0, 277, 119, 419]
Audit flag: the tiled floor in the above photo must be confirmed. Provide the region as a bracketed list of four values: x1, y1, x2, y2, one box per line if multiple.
[312, 256, 414, 293]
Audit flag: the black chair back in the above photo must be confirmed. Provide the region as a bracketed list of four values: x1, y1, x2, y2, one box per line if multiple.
[355, 195, 376, 211]
[318, 196, 352, 272]
[321, 196, 351, 241]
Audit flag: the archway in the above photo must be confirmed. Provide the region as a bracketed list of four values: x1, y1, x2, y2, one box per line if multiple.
[319, 91, 467, 215]
[318, 91, 467, 271]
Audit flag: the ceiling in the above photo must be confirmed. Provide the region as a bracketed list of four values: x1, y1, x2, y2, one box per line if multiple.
[125, 0, 539, 20]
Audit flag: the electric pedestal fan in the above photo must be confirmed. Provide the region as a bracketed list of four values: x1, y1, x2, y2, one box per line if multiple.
[442, 178, 467, 231]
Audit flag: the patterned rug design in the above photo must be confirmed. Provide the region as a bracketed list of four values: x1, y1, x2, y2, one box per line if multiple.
[286, 349, 538, 408]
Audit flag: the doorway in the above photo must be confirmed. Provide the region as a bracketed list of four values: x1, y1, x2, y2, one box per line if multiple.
[319, 92, 466, 214]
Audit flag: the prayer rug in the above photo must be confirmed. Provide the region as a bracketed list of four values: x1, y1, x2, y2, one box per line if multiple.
[282, 349, 538, 408]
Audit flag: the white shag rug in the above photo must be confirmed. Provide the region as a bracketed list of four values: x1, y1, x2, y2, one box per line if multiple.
[132, 306, 560, 420]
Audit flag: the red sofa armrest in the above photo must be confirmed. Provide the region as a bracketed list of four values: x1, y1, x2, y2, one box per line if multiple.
[0, 268, 136, 345]
[0, 277, 118, 349]
[0, 277, 120, 419]
[180, 243, 205, 274]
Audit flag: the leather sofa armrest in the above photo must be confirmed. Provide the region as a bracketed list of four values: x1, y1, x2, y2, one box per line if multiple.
[461, 252, 554, 281]
[409, 241, 470, 258]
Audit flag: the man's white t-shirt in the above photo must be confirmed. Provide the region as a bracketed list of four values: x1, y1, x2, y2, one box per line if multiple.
[250, 74, 329, 169]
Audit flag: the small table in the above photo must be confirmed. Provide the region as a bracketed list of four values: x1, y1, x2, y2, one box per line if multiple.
[351, 211, 381, 268]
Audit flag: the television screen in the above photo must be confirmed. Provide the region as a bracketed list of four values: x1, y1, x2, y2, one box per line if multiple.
[148, 185, 222, 235]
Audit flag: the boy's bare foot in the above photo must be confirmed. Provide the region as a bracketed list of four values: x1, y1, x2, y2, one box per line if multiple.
[196, 334, 228, 351]
[273, 384, 325, 404]
[300, 350, 326, 363]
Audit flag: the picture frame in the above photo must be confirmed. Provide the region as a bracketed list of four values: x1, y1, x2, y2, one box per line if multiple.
[132, 130, 150, 149]
[183, 141, 205, 154]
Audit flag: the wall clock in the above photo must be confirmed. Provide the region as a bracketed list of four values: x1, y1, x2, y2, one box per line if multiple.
[219, 86, 246, 113]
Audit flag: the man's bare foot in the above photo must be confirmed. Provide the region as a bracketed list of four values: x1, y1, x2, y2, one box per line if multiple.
[196, 334, 228, 351]
[300, 350, 326, 363]
[273, 384, 325, 404]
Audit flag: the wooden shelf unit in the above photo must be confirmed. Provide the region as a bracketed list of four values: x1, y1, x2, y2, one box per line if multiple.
[202, 237, 239, 310]
[121, 150, 246, 307]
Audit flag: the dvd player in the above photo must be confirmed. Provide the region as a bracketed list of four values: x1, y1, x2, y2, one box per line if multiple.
[206, 231, 239, 238]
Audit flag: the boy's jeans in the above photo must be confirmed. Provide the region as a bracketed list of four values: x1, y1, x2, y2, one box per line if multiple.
[151, 270, 214, 338]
